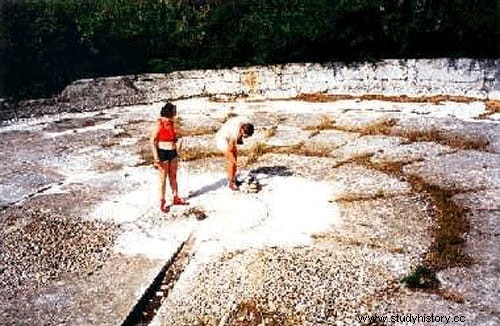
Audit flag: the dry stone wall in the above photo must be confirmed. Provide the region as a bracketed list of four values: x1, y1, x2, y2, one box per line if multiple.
[135, 59, 499, 101]
[2, 58, 498, 122]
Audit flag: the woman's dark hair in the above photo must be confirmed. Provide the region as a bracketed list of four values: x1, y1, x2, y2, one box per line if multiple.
[241, 123, 254, 137]
[160, 102, 176, 118]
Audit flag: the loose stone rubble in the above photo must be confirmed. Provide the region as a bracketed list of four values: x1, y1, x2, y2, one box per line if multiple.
[239, 175, 262, 194]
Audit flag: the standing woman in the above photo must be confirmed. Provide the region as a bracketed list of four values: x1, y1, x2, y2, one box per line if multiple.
[150, 102, 188, 213]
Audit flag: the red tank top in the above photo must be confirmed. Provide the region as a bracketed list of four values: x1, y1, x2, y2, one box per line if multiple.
[157, 119, 176, 142]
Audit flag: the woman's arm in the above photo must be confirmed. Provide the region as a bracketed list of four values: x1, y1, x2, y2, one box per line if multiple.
[150, 120, 161, 162]
[174, 121, 182, 151]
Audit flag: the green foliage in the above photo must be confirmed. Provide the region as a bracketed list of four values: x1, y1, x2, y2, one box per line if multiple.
[0, 0, 498, 100]
[401, 265, 440, 289]
[2, 0, 87, 99]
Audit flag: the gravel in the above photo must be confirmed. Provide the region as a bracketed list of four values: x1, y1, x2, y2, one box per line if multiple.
[0, 200, 118, 293]
[157, 246, 398, 326]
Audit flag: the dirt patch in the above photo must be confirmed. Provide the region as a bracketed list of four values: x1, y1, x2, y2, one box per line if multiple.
[296, 93, 478, 104]
[224, 299, 298, 326]
[180, 147, 222, 161]
[329, 118, 398, 137]
[348, 158, 473, 289]
[176, 115, 219, 137]
[298, 98, 491, 152]
[179, 125, 219, 137]
[241, 142, 335, 167]
[407, 175, 472, 270]
[398, 129, 489, 151]
[477, 100, 500, 119]
[303, 115, 335, 131]
[369, 160, 472, 269]
[332, 157, 473, 293]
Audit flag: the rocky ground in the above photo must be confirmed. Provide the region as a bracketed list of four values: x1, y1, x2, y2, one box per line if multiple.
[0, 96, 498, 325]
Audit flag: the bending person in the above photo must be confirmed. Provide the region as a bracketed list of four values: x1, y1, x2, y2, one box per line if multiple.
[215, 116, 254, 191]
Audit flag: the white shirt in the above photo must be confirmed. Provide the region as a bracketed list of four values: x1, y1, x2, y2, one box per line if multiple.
[215, 116, 251, 151]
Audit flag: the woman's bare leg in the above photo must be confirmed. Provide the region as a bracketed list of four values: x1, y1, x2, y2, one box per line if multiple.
[167, 158, 179, 198]
[159, 164, 167, 199]
[158, 163, 168, 211]
[169, 158, 188, 204]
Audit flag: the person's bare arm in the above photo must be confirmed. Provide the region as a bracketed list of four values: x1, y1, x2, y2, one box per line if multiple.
[175, 121, 182, 151]
[225, 138, 237, 164]
[150, 120, 161, 163]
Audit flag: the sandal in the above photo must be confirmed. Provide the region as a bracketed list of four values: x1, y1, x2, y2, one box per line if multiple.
[228, 182, 239, 191]
[173, 196, 189, 205]
[160, 199, 170, 213]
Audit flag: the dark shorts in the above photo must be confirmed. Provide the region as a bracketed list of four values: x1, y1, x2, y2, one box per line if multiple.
[158, 149, 178, 162]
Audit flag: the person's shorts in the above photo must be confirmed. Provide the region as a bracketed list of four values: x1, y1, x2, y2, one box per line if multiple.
[215, 137, 237, 153]
[215, 137, 227, 152]
[158, 149, 178, 162]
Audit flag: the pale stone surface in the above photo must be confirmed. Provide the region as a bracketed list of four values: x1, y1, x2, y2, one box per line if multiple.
[333, 135, 406, 161]
[12, 254, 166, 326]
[403, 151, 500, 191]
[329, 163, 413, 200]
[463, 209, 500, 268]
[438, 265, 499, 316]
[1, 85, 499, 325]
[433, 207, 500, 318]
[378, 290, 500, 326]
[370, 141, 456, 164]
[245, 153, 339, 181]
[332, 110, 397, 130]
[452, 190, 500, 211]
[261, 126, 311, 147]
[308, 129, 360, 149]
[332, 195, 432, 262]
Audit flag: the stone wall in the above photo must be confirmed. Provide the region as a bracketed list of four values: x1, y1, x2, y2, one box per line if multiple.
[134, 58, 499, 102]
[2, 58, 499, 122]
